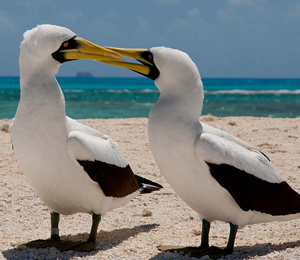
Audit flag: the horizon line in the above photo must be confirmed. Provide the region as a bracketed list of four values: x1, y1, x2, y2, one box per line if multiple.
[1, 76, 300, 80]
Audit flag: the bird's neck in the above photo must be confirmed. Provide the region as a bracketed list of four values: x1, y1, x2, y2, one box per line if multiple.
[151, 80, 204, 123]
[16, 65, 66, 128]
[19, 48, 60, 84]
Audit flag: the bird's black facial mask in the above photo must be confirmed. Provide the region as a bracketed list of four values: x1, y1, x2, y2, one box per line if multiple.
[52, 36, 78, 63]
[136, 51, 160, 80]
[93, 48, 160, 80]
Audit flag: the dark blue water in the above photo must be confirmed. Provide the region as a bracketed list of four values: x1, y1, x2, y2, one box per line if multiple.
[1, 77, 300, 119]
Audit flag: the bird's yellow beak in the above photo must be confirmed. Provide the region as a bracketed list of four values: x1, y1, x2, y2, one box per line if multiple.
[52, 37, 124, 63]
[96, 47, 160, 80]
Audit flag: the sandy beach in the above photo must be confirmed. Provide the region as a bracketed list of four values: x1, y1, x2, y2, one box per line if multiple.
[1, 116, 300, 260]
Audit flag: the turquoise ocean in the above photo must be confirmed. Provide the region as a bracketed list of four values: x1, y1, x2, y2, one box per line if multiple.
[1, 77, 300, 119]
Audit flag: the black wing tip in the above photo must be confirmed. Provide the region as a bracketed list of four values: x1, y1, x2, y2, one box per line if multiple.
[134, 174, 163, 189]
[146, 182, 163, 189]
[139, 185, 162, 194]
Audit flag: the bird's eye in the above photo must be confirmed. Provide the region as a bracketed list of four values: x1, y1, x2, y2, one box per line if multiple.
[148, 53, 153, 61]
[63, 42, 69, 48]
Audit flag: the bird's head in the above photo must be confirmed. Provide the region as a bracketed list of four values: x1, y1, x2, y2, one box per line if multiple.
[19, 24, 123, 75]
[98, 46, 202, 95]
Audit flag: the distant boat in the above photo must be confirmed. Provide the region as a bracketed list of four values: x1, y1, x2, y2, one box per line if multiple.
[76, 71, 94, 78]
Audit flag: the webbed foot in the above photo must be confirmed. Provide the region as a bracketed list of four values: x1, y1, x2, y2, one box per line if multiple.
[158, 245, 208, 252]
[56, 240, 95, 252]
[199, 246, 233, 259]
[158, 245, 232, 259]
[21, 238, 61, 249]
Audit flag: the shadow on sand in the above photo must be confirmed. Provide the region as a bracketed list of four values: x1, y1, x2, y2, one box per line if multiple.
[149, 240, 300, 259]
[2, 224, 158, 260]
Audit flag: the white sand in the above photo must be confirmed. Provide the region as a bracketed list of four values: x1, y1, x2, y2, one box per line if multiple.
[1, 116, 300, 260]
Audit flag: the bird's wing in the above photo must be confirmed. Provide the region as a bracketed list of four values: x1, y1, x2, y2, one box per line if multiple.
[66, 116, 110, 139]
[66, 116, 127, 166]
[66, 118, 162, 196]
[201, 123, 252, 148]
[195, 133, 300, 215]
[201, 122, 270, 161]
[66, 119, 140, 198]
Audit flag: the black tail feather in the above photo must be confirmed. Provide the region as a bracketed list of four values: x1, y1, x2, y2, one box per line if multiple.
[139, 185, 161, 194]
[134, 174, 163, 194]
[134, 174, 163, 188]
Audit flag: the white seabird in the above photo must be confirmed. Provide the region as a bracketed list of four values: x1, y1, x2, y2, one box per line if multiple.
[97, 46, 300, 258]
[11, 25, 162, 252]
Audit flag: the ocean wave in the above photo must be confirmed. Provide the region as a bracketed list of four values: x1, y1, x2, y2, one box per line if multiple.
[106, 89, 159, 93]
[135, 89, 159, 93]
[205, 89, 300, 95]
[62, 89, 159, 94]
[63, 89, 84, 93]
[62, 88, 300, 95]
[106, 89, 130, 93]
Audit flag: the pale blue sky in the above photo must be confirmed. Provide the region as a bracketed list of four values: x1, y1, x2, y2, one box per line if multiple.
[1, 0, 300, 78]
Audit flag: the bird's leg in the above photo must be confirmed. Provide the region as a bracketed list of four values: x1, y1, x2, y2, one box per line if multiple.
[57, 213, 101, 252]
[224, 222, 238, 254]
[87, 213, 101, 244]
[158, 221, 238, 259]
[199, 218, 210, 249]
[50, 212, 61, 241]
[158, 219, 211, 252]
[21, 212, 61, 248]
[199, 222, 238, 259]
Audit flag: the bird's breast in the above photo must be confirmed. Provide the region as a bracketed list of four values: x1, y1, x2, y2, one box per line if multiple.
[148, 114, 247, 223]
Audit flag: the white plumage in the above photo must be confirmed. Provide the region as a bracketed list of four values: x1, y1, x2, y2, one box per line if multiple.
[196, 131, 283, 183]
[99, 45, 300, 258]
[67, 118, 128, 168]
[13, 25, 131, 215]
[11, 24, 161, 252]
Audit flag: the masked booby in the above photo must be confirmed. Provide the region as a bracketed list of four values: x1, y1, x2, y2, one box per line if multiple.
[11, 25, 162, 252]
[96, 46, 300, 258]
